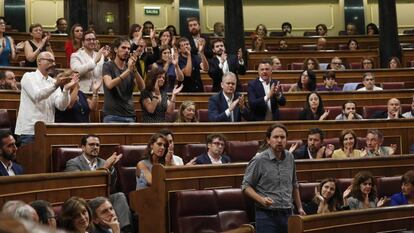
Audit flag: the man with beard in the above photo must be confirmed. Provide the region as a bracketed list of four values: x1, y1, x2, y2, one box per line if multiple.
[372, 98, 404, 119]
[292, 128, 335, 160]
[65, 135, 133, 233]
[0, 132, 23, 176]
[208, 38, 245, 92]
[102, 37, 145, 123]
[176, 37, 208, 92]
[335, 101, 363, 120]
[15, 51, 79, 145]
[186, 17, 213, 59]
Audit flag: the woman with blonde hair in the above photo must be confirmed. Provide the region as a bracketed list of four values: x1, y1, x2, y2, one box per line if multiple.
[176, 100, 198, 122]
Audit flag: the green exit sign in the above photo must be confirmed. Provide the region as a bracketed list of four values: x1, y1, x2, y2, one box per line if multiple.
[144, 7, 160, 15]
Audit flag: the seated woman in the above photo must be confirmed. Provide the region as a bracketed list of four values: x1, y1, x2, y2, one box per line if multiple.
[332, 129, 363, 159]
[250, 35, 267, 52]
[136, 133, 169, 190]
[343, 171, 386, 209]
[361, 57, 375, 70]
[152, 45, 184, 92]
[24, 23, 53, 67]
[140, 67, 183, 123]
[55, 71, 100, 123]
[303, 178, 342, 214]
[0, 17, 16, 66]
[271, 56, 282, 70]
[176, 100, 198, 122]
[390, 170, 414, 206]
[366, 23, 379, 35]
[289, 69, 317, 92]
[388, 57, 402, 69]
[315, 24, 328, 36]
[299, 92, 329, 120]
[302, 58, 320, 71]
[59, 197, 92, 233]
[65, 24, 83, 68]
[347, 39, 359, 51]
[253, 24, 267, 38]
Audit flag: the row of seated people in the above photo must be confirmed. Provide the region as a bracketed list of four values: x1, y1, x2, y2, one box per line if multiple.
[170, 170, 414, 233]
[51, 127, 402, 198]
[0, 195, 134, 233]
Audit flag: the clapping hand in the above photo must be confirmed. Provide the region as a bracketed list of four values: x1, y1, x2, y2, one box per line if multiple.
[319, 110, 330, 120]
[197, 38, 206, 53]
[103, 152, 123, 170]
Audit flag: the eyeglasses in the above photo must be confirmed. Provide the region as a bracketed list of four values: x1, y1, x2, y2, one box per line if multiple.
[212, 141, 225, 147]
[332, 62, 342, 65]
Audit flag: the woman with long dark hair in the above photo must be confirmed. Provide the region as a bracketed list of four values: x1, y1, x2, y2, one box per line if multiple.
[65, 24, 83, 67]
[303, 178, 343, 214]
[299, 92, 329, 120]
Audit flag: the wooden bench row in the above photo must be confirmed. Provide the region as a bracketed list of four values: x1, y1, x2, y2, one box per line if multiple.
[1, 89, 413, 124]
[3, 66, 414, 88]
[15, 119, 414, 174]
[0, 170, 109, 207]
[7, 32, 414, 52]
[128, 156, 414, 233]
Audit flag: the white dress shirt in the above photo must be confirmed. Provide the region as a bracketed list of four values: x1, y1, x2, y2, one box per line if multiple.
[223, 93, 234, 121]
[70, 48, 104, 93]
[217, 55, 229, 73]
[15, 70, 70, 135]
[83, 154, 98, 170]
[208, 153, 223, 164]
[0, 160, 16, 176]
[259, 77, 273, 121]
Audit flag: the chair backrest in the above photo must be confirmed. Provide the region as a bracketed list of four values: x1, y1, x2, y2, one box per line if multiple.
[117, 166, 137, 197]
[0, 109, 11, 133]
[303, 31, 317, 36]
[290, 62, 303, 70]
[299, 182, 319, 203]
[376, 176, 402, 198]
[336, 178, 352, 193]
[181, 143, 207, 163]
[226, 140, 259, 162]
[204, 85, 213, 92]
[280, 83, 293, 92]
[279, 107, 301, 120]
[338, 44, 348, 50]
[363, 105, 387, 119]
[349, 62, 362, 69]
[197, 109, 209, 122]
[116, 145, 146, 168]
[323, 137, 340, 149]
[52, 147, 82, 172]
[166, 110, 178, 122]
[381, 82, 405, 90]
[325, 106, 343, 120]
[215, 189, 251, 231]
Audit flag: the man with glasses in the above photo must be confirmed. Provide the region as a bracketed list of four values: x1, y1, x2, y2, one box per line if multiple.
[195, 133, 231, 164]
[71, 30, 110, 93]
[329, 56, 345, 70]
[357, 72, 383, 91]
[208, 72, 250, 122]
[65, 134, 133, 233]
[30, 200, 57, 229]
[15, 51, 79, 145]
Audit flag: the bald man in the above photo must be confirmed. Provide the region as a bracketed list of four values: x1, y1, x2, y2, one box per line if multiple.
[372, 98, 404, 119]
[15, 51, 79, 145]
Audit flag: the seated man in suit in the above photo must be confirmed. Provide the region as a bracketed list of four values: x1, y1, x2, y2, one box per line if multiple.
[208, 38, 245, 92]
[0, 132, 23, 176]
[362, 129, 396, 157]
[247, 60, 286, 121]
[292, 128, 334, 160]
[372, 98, 404, 119]
[208, 72, 250, 122]
[64, 135, 133, 233]
[195, 133, 231, 164]
[89, 196, 121, 233]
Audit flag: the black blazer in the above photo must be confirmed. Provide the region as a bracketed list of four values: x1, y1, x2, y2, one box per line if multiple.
[208, 55, 246, 92]
[293, 145, 311, 160]
[247, 78, 286, 121]
[372, 111, 404, 119]
[195, 153, 231, 164]
[187, 34, 213, 59]
[131, 45, 160, 77]
[0, 162, 23, 176]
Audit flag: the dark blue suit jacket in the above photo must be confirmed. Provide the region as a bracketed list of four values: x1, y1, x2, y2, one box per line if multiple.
[195, 153, 231, 164]
[208, 91, 250, 122]
[207, 55, 246, 92]
[247, 78, 286, 121]
[0, 162, 23, 176]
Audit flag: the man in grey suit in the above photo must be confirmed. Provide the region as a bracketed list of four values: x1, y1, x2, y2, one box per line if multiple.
[65, 134, 132, 233]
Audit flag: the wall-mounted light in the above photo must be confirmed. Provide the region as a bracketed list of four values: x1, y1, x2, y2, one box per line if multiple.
[105, 12, 115, 24]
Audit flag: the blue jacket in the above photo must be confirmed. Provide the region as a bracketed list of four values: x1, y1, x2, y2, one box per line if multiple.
[247, 78, 286, 121]
[390, 192, 408, 206]
[195, 153, 231, 164]
[208, 55, 246, 92]
[208, 91, 250, 122]
[0, 161, 23, 176]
